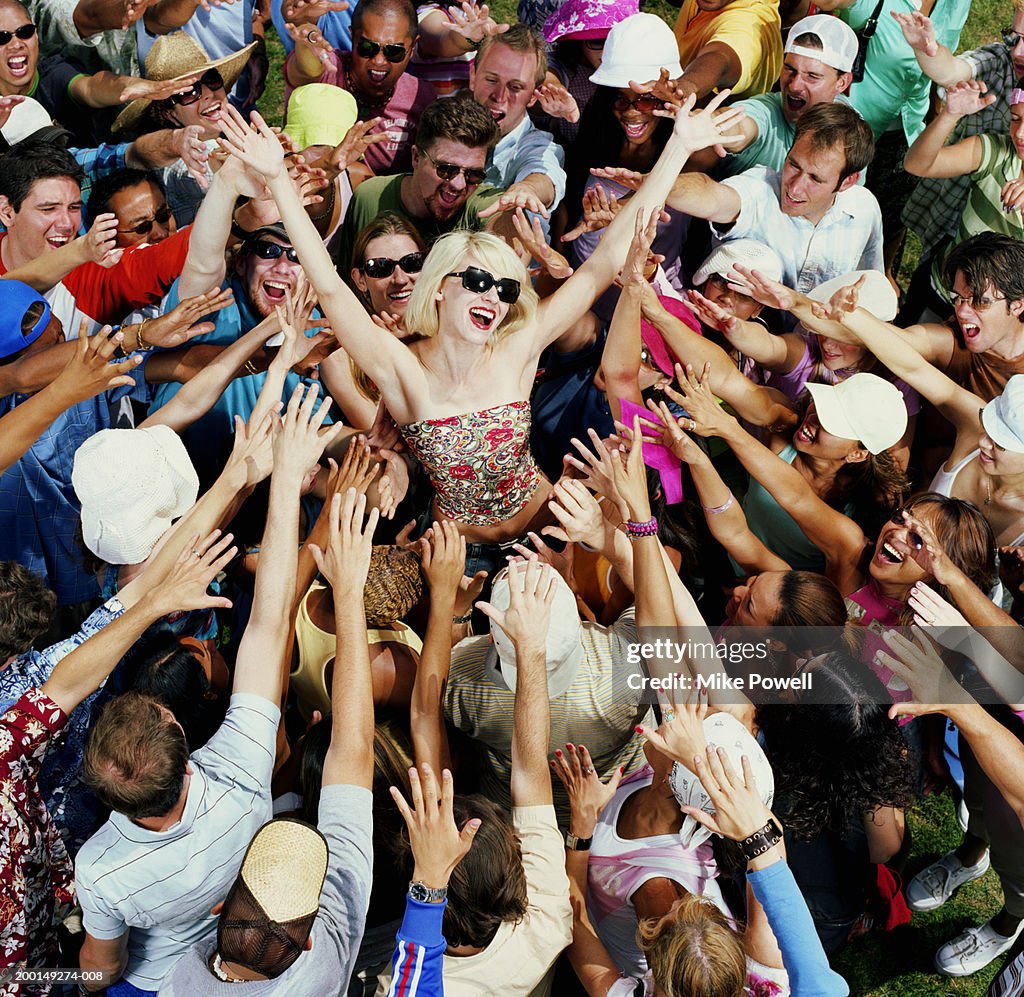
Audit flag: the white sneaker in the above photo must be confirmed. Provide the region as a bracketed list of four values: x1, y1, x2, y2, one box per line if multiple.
[906, 849, 990, 912]
[935, 918, 1024, 977]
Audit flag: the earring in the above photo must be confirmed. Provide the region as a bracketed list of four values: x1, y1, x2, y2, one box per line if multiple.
[435, 292, 444, 301]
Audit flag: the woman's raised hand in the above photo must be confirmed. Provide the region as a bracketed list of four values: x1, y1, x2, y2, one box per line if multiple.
[218, 105, 287, 181]
[551, 743, 623, 839]
[663, 362, 734, 439]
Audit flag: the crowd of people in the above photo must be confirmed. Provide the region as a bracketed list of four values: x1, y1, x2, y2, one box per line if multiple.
[1, 0, 1024, 992]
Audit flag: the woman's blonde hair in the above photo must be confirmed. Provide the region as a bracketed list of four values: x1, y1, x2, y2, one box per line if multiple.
[638, 895, 746, 997]
[403, 230, 538, 343]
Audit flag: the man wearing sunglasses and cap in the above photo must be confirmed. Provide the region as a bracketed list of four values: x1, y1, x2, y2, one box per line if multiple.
[336, 90, 504, 270]
[286, 0, 436, 174]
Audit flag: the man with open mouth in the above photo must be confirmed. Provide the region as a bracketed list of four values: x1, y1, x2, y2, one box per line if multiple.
[285, 0, 436, 174]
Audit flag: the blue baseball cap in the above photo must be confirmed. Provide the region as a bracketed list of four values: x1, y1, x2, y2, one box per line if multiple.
[0, 281, 52, 360]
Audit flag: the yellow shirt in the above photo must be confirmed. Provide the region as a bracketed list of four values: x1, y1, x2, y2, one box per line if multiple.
[673, 0, 782, 101]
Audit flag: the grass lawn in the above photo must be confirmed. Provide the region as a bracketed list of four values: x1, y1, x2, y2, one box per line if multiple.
[257, 2, 1016, 992]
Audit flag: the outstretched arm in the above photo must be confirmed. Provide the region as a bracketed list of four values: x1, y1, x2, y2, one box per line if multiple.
[218, 105, 426, 422]
[892, 10, 973, 89]
[903, 82, 991, 179]
[536, 93, 748, 350]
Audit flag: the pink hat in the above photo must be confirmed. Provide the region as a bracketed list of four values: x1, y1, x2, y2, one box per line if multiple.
[640, 295, 701, 377]
[543, 0, 638, 45]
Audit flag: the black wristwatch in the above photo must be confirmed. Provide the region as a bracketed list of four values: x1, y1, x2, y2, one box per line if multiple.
[740, 818, 783, 861]
[565, 831, 593, 851]
[408, 880, 448, 903]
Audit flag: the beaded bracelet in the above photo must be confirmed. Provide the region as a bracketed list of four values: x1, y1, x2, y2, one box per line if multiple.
[625, 517, 658, 539]
[702, 492, 735, 516]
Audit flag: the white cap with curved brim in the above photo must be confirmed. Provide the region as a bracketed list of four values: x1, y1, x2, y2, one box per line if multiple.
[981, 375, 1024, 453]
[804, 372, 908, 455]
[112, 33, 257, 134]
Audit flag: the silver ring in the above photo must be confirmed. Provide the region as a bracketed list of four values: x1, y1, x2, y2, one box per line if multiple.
[687, 419, 696, 433]
[584, 766, 595, 774]
[191, 550, 201, 558]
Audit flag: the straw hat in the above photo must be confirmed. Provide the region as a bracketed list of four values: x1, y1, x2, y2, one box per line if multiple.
[112, 32, 257, 133]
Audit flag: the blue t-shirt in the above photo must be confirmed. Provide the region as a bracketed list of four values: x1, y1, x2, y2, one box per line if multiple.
[271, 0, 357, 55]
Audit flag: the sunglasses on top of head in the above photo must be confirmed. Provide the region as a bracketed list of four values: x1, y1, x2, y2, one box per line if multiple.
[117, 204, 172, 237]
[361, 252, 425, 278]
[0, 22, 35, 45]
[355, 38, 409, 62]
[612, 93, 662, 115]
[171, 69, 225, 106]
[245, 239, 300, 263]
[445, 266, 521, 304]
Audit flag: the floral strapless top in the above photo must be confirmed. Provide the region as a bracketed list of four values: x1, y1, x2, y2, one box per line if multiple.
[400, 401, 542, 526]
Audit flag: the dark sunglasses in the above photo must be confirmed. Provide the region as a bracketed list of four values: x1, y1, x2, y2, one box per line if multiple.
[0, 23, 35, 45]
[245, 239, 300, 263]
[361, 252, 425, 278]
[582, 37, 605, 51]
[445, 266, 520, 304]
[355, 37, 409, 62]
[117, 204, 172, 237]
[171, 69, 225, 106]
[889, 508, 924, 550]
[612, 93, 662, 115]
[422, 149, 487, 186]
[1002, 27, 1024, 48]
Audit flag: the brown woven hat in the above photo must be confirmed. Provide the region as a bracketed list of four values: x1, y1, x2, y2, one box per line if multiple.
[216, 818, 329, 978]
[112, 32, 257, 134]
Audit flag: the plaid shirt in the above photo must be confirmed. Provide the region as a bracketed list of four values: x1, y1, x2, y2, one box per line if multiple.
[71, 143, 129, 214]
[901, 43, 1016, 257]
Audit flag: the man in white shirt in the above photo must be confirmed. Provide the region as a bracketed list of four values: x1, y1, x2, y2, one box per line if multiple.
[470, 23, 567, 223]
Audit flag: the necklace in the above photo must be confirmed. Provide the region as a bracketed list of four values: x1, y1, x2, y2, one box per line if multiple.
[985, 474, 992, 506]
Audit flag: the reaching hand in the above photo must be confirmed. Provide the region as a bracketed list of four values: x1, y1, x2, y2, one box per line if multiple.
[283, 0, 350, 22]
[478, 183, 550, 220]
[370, 310, 407, 337]
[376, 448, 408, 519]
[679, 746, 774, 843]
[669, 91, 747, 155]
[449, 1, 509, 46]
[328, 436, 381, 498]
[366, 400, 404, 451]
[218, 105, 287, 182]
[420, 519, 467, 597]
[286, 21, 335, 65]
[173, 124, 211, 188]
[534, 81, 579, 123]
[893, 507, 961, 587]
[309, 487, 379, 590]
[51, 328, 143, 406]
[391, 764, 480, 890]
[686, 288, 738, 337]
[891, 10, 938, 55]
[511, 208, 573, 279]
[148, 530, 237, 618]
[229, 409, 277, 487]
[329, 117, 391, 174]
[273, 382, 345, 481]
[877, 626, 968, 720]
[551, 743, 623, 837]
[628, 67, 692, 106]
[650, 399, 709, 466]
[589, 166, 646, 192]
[119, 72, 201, 104]
[908, 581, 969, 628]
[619, 208, 661, 287]
[663, 362, 734, 439]
[564, 429, 619, 498]
[544, 479, 605, 548]
[823, 273, 865, 322]
[80, 213, 123, 269]
[143, 287, 235, 349]
[944, 80, 997, 118]
[561, 184, 621, 242]
[512, 531, 575, 588]
[730, 264, 799, 313]
[477, 557, 556, 652]
[609, 416, 653, 523]
[638, 690, 709, 769]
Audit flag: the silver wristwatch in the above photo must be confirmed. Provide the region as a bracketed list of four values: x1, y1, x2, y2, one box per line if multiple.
[408, 880, 448, 903]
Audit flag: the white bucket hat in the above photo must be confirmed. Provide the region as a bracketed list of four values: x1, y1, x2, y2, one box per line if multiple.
[589, 13, 683, 88]
[981, 375, 1024, 453]
[73, 426, 200, 565]
[487, 567, 585, 700]
[693, 240, 784, 294]
[806, 270, 898, 322]
[669, 712, 775, 849]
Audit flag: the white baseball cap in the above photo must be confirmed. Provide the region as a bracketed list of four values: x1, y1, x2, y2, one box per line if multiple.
[785, 14, 859, 74]
[806, 270, 898, 322]
[73, 426, 200, 565]
[487, 567, 584, 700]
[0, 97, 69, 145]
[805, 372, 908, 454]
[981, 375, 1024, 453]
[693, 240, 784, 294]
[589, 13, 683, 88]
